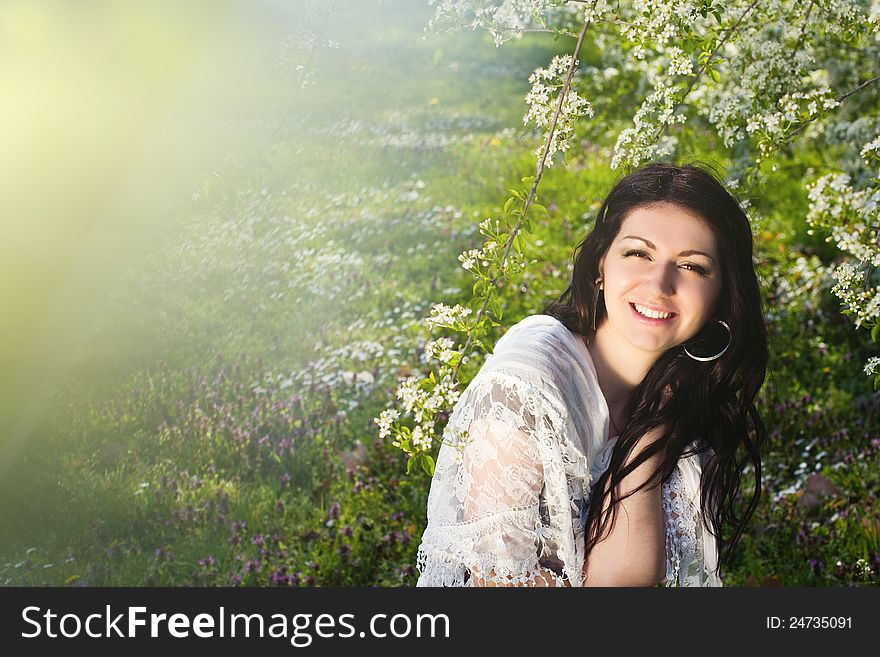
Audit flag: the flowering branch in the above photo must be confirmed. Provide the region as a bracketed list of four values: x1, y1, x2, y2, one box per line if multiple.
[376, 1, 599, 475]
[790, 0, 816, 60]
[652, 0, 761, 146]
[687, 0, 760, 103]
[451, 4, 595, 383]
[780, 74, 880, 147]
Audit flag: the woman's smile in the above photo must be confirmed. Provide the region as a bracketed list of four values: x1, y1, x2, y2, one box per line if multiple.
[629, 302, 678, 324]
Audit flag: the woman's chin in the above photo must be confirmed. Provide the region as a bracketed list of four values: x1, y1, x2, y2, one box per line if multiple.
[626, 333, 677, 355]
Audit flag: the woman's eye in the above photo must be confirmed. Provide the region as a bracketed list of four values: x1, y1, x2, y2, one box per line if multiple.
[681, 263, 709, 276]
[624, 250, 708, 276]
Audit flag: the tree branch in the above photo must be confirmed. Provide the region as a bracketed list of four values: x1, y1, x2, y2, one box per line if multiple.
[451, 1, 597, 382]
[790, 0, 816, 60]
[744, 73, 880, 198]
[782, 74, 880, 145]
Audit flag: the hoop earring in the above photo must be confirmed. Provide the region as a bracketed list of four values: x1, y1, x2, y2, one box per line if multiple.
[683, 320, 731, 362]
[591, 277, 603, 332]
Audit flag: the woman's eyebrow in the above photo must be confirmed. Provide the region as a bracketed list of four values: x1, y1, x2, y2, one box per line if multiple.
[620, 235, 715, 262]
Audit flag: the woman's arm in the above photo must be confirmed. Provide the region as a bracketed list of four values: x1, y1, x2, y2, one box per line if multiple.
[582, 427, 667, 587]
[462, 412, 572, 587]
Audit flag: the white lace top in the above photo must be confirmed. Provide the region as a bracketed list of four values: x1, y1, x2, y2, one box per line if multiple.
[415, 314, 721, 587]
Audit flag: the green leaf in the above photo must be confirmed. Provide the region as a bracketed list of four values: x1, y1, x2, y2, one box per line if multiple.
[488, 295, 501, 318]
[872, 322, 880, 342]
[406, 456, 415, 475]
[422, 454, 435, 477]
[504, 197, 515, 216]
[710, 68, 721, 83]
[531, 203, 548, 216]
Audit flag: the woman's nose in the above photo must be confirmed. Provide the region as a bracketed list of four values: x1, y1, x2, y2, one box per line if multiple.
[648, 263, 676, 296]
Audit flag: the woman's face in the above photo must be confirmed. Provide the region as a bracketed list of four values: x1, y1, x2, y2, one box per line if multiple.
[596, 202, 724, 357]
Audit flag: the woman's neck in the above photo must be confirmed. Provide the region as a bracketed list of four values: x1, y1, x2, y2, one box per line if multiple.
[587, 322, 656, 424]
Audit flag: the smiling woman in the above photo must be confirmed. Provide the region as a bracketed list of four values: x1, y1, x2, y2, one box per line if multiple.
[415, 162, 769, 587]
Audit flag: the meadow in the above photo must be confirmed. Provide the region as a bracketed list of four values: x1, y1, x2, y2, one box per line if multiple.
[0, 1, 877, 587]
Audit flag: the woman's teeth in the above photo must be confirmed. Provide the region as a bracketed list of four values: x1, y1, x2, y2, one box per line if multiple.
[632, 303, 674, 320]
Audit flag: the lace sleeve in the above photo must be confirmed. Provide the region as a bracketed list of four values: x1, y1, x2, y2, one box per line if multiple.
[416, 372, 586, 587]
[661, 452, 722, 587]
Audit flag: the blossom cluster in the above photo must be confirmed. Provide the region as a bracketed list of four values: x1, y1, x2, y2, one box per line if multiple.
[523, 54, 594, 165]
[426, 0, 568, 47]
[617, 0, 706, 57]
[424, 302, 473, 331]
[805, 131, 880, 380]
[819, 0, 875, 40]
[422, 337, 461, 366]
[457, 237, 499, 271]
[456, 216, 532, 296]
[612, 77, 684, 169]
[807, 171, 880, 268]
[763, 254, 834, 324]
[746, 89, 841, 158]
[378, 372, 463, 453]
[829, 262, 880, 330]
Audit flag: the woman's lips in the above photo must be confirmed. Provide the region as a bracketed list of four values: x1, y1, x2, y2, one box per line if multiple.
[629, 302, 677, 325]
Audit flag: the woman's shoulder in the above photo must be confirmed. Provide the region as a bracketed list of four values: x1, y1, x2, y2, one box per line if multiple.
[494, 314, 582, 352]
[481, 314, 596, 395]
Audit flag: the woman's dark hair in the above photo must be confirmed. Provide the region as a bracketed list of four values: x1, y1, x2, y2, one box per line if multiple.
[543, 161, 768, 574]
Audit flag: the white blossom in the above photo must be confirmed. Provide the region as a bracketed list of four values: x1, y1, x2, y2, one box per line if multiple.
[396, 376, 422, 413]
[411, 425, 434, 451]
[425, 302, 473, 331]
[523, 55, 594, 166]
[374, 408, 400, 439]
[612, 77, 685, 169]
[423, 337, 460, 365]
